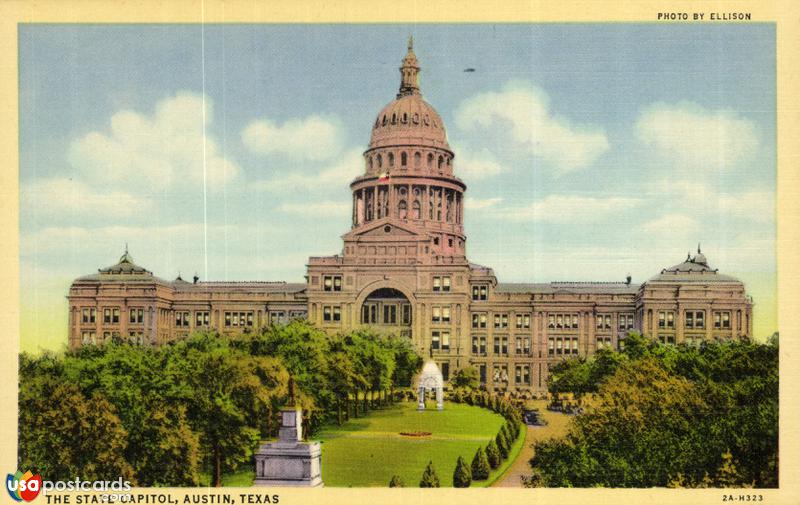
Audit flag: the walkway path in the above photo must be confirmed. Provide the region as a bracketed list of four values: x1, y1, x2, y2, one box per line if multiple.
[493, 400, 572, 487]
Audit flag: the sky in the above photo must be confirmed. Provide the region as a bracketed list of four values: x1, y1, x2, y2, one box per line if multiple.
[18, 24, 777, 353]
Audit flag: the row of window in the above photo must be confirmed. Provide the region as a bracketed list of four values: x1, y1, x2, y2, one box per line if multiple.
[657, 310, 733, 330]
[470, 336, 532, 356]
[470, 313, 531, 330]
[431, 330, 450, 351]
[480, 364, 531, 386]
[224, 311, 254, 327]
[368, 150, 449, 171]
[548, 337, 580, 356]
[361, 303, 412, 325]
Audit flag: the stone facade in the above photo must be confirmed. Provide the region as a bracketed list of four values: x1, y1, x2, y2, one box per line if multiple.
[67, 39, 753, 396]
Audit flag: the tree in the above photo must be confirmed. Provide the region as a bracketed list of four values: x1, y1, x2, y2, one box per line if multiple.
[388, 475, 405, 487]
[714, 451, 749, 488]
[453, 456, 472, 487]
[166, 333, 288, 487]
[419, 460, 440, 487]
[451, 366, 480, 390]
[485, 440, 501, 469]
[18, 375, 135, 482]
[471, 446, 490, 480]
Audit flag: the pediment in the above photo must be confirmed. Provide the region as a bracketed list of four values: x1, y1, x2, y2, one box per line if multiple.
[343, 220, 424, 240]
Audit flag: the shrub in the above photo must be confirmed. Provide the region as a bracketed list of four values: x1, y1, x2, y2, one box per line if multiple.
[471, 446, 490, 480]
[453, 456, 472, 487]
[389, 474, 405, 487]
[419, 460, 440, 487]
[486, 440, 501, 469]
[496, 430, 509, 459]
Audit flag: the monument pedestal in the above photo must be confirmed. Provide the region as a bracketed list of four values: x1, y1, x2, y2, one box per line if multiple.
[253, 408, 323, 487]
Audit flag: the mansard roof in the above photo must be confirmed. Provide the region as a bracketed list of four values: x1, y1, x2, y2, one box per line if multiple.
[496, 281, 639, 295]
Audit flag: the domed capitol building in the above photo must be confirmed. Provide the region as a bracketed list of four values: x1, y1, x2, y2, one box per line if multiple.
[67, 40, 753, 395]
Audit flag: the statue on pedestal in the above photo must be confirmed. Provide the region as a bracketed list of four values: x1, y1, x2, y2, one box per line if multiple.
[254, 377, 323, 487]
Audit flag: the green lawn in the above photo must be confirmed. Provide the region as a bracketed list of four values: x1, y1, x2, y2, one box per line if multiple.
[317, 400, 508, 487]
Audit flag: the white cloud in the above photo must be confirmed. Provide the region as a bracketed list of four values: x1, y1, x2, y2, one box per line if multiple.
[68, 91, 239, 191]
[454, 81, 610, 174]
[277, 200, 350, 216]
[639, 213, 700, 234]
[499, 194, 640, 222]
[635, 102, 759, 170]
[22, 178, 154, 219]
[465, 197, 503, 210]
[453, 146, 507, 179]
[254, 148, 364, 193]
[242, 115, 343, 161]
[717, 190, 774, 223]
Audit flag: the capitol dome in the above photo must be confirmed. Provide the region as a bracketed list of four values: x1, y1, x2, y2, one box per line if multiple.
[368, 37, 450, 151]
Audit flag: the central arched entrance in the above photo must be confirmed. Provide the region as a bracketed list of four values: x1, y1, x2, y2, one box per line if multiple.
[360, 287, 412, 337]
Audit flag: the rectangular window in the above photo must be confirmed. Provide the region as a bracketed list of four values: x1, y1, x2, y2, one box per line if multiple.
[572, 337, 579, 354]
[494, 313, 508, 329]
[548, 338, 555, 356]
[596, 315, 603, 330]
[129, 308, 144, 324]
[81, 331, 96, 345]
[431, 331, 440, 350]
[572, 314, 579, 329]
[323, 306, 340, 322]
[556, 339, 563, 355]
[471, 313, 487, 329]
[548, 314, 555, 329]
[323, 275, 342, 292]
[440, 362, 449, 381]
[479, 364, 486, 384]
[432, 276, 451, 292]
[175, 312, 190, 327]
[103, 308, 111, 324]
[659, 311, 666, 329]
[81, 308, 97, 324]
[685, 310, 705, 329]
[432, 307, 441, 323]
[515, 313, 531, 329]
[383, 304, 397, 324]
[402, 304, 412, 325]
[472, 336, 487, 355]
[493, 365, 508, 383]
[195, 311, 210, 327]
[472, 285, 488, 301]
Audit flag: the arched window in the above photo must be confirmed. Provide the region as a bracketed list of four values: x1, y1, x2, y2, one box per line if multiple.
[402, 113, 408, 123]
[414, 152, 421, 167]
[427, 153, 433, 168]
[438, 156, 444, 170]
[401, 152, 407, 166]
[391, 113, 397, 124]
[413, 113, 419, 124]
[398, 200, 407, 219]
[368, 157, 373, 171]
[446, 192, 454, 222]
[382, 115, 387, 126]
[424, 114, 430, 125]
[412, 200, 421, 219]
[377, 154, 383, 168]
[388, 152, 395, 167]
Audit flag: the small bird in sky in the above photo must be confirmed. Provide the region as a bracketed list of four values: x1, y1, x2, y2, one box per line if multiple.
[463, 68, 476, 72]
